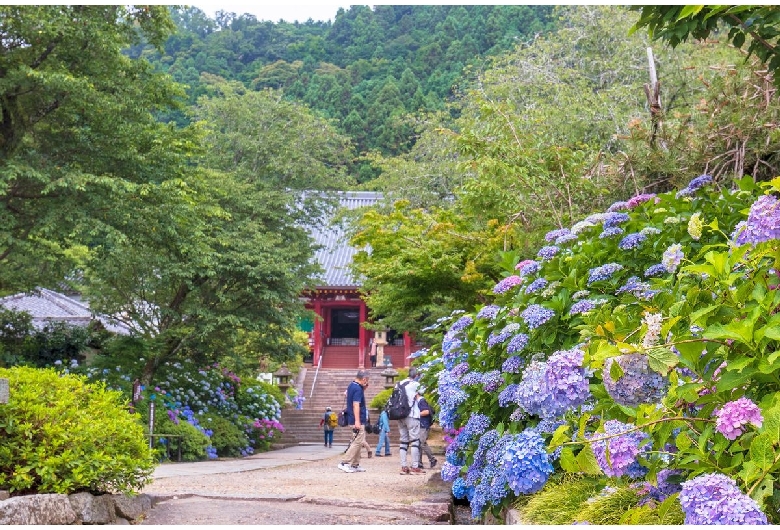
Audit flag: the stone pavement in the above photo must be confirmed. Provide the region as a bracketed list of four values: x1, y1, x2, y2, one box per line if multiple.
[141, 442, 455, 525]
[151, 442, 335, 478]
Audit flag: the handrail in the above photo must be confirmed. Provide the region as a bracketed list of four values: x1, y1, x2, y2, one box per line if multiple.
[309, 345, 323, 399]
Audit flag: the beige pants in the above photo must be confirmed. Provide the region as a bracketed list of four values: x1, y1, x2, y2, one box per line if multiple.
[343, 426, 366, 467]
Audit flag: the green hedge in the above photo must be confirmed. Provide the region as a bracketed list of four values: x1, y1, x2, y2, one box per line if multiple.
[0, 366, 155, 495]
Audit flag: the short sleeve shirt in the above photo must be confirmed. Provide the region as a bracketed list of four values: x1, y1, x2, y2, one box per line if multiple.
[345, 381, 367, 425]
[402, 378, 421, 419]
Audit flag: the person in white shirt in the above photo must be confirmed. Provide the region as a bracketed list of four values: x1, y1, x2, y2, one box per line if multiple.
[397, 367, 426, 475]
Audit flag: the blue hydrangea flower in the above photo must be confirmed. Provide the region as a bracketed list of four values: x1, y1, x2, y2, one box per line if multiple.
[545, 228, 570, 241]
[515, 348, 590, 418]
[521, 304, 556, 330]
[525, 277, 548, 294]
[615, 276, 658, 300]
[603, 354, 669, 407]
[503, 430, 554, 495]
[482, 370, 503, 392]
[507, 333, 529, 354]
[599, 226, 624, 239]
[587, 263, 623, 285]
[676, 174, 713, 198]
[603, 212, 630, 229]
[555, 232, 579, 245]
[501, 356, 524, 374]
[476, 304, 500, 320]
[537, 245, 560, 261]
[644, 263, 667, 277]
[618, 232, 647, 250]
[487, 323, 520, 348]
[449, 315, 474, 334]
[519, 261, 541, 277]
[498, 384, 519, 406]
[570, 299, 596, 315]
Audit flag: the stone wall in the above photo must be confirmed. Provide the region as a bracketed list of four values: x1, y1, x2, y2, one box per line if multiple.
[0, 490, 152, 525]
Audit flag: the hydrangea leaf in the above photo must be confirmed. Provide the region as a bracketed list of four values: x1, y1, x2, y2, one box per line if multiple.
[716, 367, 757, 393]
[760, 405, 780, 440]
[559, 447, 579, 473]
[576, 444, 604, 475]
[748, 432, 775, 472]
[703, 321, 754, 346]
[645, 346, 679, 376]
[549, 424, 570, 449]
[676, 430, 692, 451]
[750, 476, 774, 505]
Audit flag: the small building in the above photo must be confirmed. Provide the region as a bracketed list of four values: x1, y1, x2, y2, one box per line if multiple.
[304, 191, 418, 369]
[0, 287, 132, 335]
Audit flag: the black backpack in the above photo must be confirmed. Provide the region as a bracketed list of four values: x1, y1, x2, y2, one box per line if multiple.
[385, 380, 411, 420]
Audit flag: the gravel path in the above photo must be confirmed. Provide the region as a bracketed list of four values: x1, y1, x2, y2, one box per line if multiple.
[140, 449, 452, 525]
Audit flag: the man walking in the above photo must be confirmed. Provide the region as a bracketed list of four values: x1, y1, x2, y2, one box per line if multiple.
[338, 369, 370, 473]
[397, 367, 426, 475]
[416, 394, 438, 468]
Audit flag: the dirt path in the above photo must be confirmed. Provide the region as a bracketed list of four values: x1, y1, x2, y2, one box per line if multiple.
[140, 450, 452, 525]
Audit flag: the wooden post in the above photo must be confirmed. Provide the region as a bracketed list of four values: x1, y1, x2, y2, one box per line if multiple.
[644, 47, 663, 148]
[0, 378, 8, 404]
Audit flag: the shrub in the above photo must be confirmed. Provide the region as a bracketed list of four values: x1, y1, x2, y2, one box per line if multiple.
[198, 413, 251, 458]
[370, 387, 393, 409]
[135, 401, 210, 462]
[0, 366, 155, 495]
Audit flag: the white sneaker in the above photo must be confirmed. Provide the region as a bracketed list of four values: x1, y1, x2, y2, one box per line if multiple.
[338, 463, 355, 473]
[352, 465, 366, 472]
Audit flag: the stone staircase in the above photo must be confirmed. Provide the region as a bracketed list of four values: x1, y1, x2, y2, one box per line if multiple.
[276, 367, 402, 447]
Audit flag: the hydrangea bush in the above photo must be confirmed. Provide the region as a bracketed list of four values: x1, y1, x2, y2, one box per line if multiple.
[416, 175, 780, 522]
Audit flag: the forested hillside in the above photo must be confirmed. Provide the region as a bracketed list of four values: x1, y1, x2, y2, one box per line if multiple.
[140, 5, 554, 177]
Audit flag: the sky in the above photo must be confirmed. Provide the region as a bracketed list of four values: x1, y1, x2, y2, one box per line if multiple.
[189, 2, 351, 23]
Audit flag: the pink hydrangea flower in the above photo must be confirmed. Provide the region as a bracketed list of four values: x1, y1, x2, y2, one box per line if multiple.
[715, 397, 763, 440]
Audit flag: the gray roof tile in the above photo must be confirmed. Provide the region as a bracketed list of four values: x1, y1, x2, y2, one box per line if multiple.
[310, 191, 382, 288]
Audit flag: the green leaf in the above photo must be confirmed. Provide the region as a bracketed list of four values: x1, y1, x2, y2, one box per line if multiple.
[646, 347, 679, 375]
[609, 359, 624, 382]
[576, 445, 603, 475]
[749, 433, 775, 472]
[675, 430, 692, 451]
[716, 367, 758, 392]
[703, 321, 753, 345]
[549, 424, 570, 449]
[559, 447, 579, 473]
[677, 5, 704, 20]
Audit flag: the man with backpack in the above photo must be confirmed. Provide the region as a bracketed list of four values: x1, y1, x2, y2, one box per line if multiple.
[338, 369, 370, 473]
[392, 367, 426, 475]
[319, 406, 337, 448]
[416, 393, 438, 469]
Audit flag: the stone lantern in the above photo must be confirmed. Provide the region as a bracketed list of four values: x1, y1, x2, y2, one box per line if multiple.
[374, 330, 388, 367]
[273, 363, 292, 394]
[381, 366, 398, 389]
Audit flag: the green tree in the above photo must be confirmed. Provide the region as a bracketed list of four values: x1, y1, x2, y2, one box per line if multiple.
[0, 6, 201, 294]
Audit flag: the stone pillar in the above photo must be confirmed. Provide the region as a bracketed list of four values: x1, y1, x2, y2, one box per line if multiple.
[374, 330, 387, 366]
[0, 378, 8, 404]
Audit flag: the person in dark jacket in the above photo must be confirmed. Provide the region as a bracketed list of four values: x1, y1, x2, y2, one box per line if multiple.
[416, 394, 437, 469]
[338, 369, 370, 473]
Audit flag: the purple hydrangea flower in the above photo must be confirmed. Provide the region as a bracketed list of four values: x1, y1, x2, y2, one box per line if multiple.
[477, 304, 500, 320]
[555, 232, 579, 245]
[521, 304, 556, 329]
[626, 193, 656, 209]
[602, 354, 669, 407]
[449, 316, 474, 334]
[461, 372, 483, 386]
[618, 232, 647, 250]
[587, 263, 623, 285]
[487, 323, 520, 348]
[570, 299, 596, 315]
[506, 333, 529, 354]
[615, 276, 659, 300]
[599, 226, 624, 239]
[503, 430, 554, 495]
[676, 174, 713, 198]
[518, 260, 541, 277]
[607, 201, 629, 212]
[501, 356, 524, 374]
[589, 420, 648, 478]
[498, 384, 519, 406]
[734, 194, 780, 246]
[515, 348, 590, 418]
[525, 277, 548, 294]
[679, 473, 768, 525]
[644, 263, 668, 278]
[493, 275, 524, 294]
[482, 370, 503, 392]
[715, 397, 763, 440]
[545, 228, 571, 242]
[603, 212, 630, 229]
[537, 245, 560, 261]
[440, 461, 461, 482]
